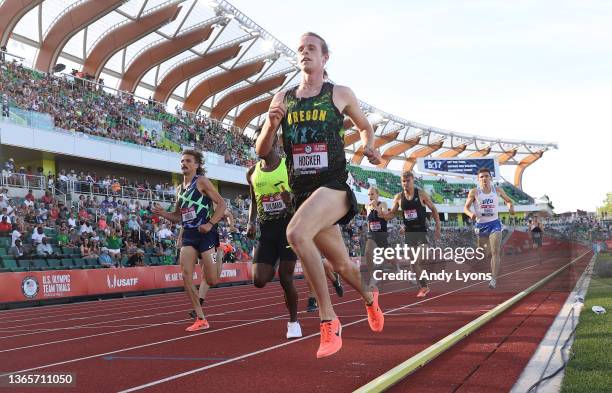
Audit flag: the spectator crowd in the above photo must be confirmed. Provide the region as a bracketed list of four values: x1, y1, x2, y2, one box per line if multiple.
[0, 59, 256, 167]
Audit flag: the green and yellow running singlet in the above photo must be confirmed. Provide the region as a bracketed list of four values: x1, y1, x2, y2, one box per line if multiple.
[251, 157, 292, 223]
[281, 82, 347, 194]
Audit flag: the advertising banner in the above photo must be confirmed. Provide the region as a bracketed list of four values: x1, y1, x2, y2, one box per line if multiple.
[417, 157, 500, 179]
[0, 263, 253, 304]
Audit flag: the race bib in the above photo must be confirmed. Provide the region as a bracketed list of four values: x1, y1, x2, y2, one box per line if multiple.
[369, 221, 382, 231]
[479, 203, 495, 217]
[262, 195, 286, 213]
[403, 209, 418, 220]
[181, 207, 197, 222]
[481, 208, 494, 217]
[292, 143, 328, 172]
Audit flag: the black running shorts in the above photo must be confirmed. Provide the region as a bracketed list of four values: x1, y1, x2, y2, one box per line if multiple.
[404, 231, 429, 248]
[254, 218, 297, 265]
[532, 232, 543, 246]
[292, 181, 358, 226]
[367, 231, 389, 248]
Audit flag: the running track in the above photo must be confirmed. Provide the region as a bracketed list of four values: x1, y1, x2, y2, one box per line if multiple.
[0, 247, 591, 393]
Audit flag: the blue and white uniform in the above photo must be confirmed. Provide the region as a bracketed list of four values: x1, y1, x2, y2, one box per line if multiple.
[473, 186, 503, 237]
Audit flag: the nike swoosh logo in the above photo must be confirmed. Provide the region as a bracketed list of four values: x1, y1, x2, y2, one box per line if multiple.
[274, 181, 284, 187]
[313, 102, 324, 107]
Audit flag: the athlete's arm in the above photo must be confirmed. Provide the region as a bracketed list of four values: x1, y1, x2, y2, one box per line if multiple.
[224, 208, 236, 231]
[245, 166, 257, 239]
[334, 85, 381, 165]
[152, 199, 181, 223]
[464, 188, 477, 220]
[378, 201, 389, 215]
[176, 227, 183, 249]
[496, 187, 515, 215]
[197, 176, 226, 233]
[421, 190, 441, 240]
[343, 117, 355, 130]
[380, 194, 400, 220]
[256, 90, 286, 157]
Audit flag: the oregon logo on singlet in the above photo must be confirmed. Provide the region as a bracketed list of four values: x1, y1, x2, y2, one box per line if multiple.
[281, 82, 347, 193]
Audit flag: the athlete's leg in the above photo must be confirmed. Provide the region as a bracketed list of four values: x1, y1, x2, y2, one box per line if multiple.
[364, 238, 378, 287]
[478, 235, 492, 259]
[489, 231, 502, 279]
[314, 225, 373, 304]
[215, 247, 224, 277]
[252, 262, 276, 288]
[537, 238, 543, 263]
[181, 247, 204, 319]
[413, 249, 427, 287]
[323, 259, 336, 282]
[278, 260, 298, 322]
[199, 248, 219, 288]
[286, 187, 352, 321]
[305, 276, 318, 312]
[323, 258, 344, 297]
[195, 246, 224, 302]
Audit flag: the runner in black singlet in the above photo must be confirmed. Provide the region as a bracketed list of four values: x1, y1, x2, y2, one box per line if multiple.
[364, 186, 391, 289]
[530, 216, 544, 264]
[256, 32, 384, 358]
[384, 171, 441, 298]
[153, 150, 227, 332]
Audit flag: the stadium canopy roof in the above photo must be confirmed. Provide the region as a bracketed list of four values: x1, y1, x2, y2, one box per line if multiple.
[2, 0, 556, 187]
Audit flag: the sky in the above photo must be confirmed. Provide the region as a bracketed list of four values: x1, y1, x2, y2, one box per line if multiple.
[230, 0, 611, 213]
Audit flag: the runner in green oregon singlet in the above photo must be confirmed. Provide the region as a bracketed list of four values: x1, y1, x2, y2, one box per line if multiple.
[255, 32, 384, 359]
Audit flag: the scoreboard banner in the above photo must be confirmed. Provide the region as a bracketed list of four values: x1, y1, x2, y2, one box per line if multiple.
[417, 157, 500, 179]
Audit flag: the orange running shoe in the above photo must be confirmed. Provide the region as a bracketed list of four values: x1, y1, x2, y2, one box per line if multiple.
[366, 291, 384, 333]
[186, 318, 210, 332]
[316, 318, 342, 358]
[416, 287, 430, 298]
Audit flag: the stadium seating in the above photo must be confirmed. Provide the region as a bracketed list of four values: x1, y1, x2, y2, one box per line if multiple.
[0, 60, 255, 167]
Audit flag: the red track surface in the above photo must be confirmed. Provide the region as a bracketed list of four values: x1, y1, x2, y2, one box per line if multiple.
[0, 247, 591, 393]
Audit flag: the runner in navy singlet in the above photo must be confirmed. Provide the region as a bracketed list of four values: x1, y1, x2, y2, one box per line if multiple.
[153, 150, 228, 332]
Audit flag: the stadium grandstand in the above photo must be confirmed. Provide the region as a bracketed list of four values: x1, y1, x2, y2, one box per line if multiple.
[0, 0, 557, 226]
[0, 1, 608, 392]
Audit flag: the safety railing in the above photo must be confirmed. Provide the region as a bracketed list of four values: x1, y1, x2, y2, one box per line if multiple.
[0, 173, 47, 190]
[69, 180, 176, 203]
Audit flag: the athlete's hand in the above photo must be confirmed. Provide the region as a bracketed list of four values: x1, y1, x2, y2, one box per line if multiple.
[364, 146, 381, 165]
[198, 223, 213, 233]
[280, 185, 291, 207]
[152, 205, 166, 218]
[246, 223, 256, 239]
[267, 104, 285, 130]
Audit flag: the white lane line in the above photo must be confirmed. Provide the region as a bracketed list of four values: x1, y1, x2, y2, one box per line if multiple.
[0, 285, 359, 352]
[0, 281, 311, 332]
[0, 256, 561, 380]
[119, 260, 561, 393]
[0, 280, 308, 325]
